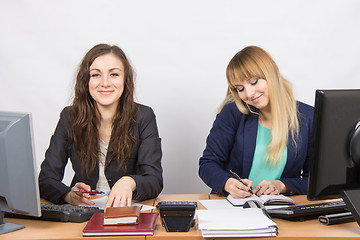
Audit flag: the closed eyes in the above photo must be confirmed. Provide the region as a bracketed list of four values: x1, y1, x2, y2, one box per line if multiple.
[234, 78, 259, 92]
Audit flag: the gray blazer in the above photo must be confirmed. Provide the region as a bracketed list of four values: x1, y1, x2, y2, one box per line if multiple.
[39, 104, 163, 204]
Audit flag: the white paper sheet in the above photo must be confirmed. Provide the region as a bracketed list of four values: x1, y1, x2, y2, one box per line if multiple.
[199, 199, 235, 210]
[82, 196, 155, 211]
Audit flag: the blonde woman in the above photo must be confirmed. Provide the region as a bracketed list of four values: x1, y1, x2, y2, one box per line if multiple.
[199, 46, 313, 198]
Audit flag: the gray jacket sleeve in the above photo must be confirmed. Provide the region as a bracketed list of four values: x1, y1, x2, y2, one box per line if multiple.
[129, 105, 163, 200]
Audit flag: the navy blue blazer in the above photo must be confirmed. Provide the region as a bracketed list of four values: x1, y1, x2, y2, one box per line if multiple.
[199, 101, 313, 196]
[39, 104, 163, 204]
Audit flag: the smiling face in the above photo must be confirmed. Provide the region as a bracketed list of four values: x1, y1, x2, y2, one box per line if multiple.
[88, 53, 125, 111]
[234, 77, 270, 111]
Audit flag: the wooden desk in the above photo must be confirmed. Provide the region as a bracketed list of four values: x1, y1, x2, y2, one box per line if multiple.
[0, 198, 154, 240]
[151, 194, 360, 240]
[263, 195, 360, 240]
[1, 194, 360, 240]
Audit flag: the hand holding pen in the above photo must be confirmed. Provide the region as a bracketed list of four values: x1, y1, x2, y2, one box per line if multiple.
[73, 189, 105, 195]
[63, 182, 96, 206]
[225, 170, 254, 198]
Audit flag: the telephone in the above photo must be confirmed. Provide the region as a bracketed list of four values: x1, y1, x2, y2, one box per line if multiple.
[156, 201, 197, 232]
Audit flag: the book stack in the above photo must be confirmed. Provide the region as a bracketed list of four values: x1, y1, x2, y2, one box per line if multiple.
[197, 208, 278, 238]
[83, 211, 158, 236]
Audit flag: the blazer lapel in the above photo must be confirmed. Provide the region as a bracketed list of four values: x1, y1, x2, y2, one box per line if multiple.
[242, 115, 258, 176]
[282, 135, 296, 176]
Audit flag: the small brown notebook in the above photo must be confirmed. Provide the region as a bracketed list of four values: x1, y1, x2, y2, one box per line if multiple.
[104, 206, 142, 225]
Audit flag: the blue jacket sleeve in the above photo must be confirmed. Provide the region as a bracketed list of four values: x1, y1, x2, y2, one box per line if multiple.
[199, 103, 242, 195]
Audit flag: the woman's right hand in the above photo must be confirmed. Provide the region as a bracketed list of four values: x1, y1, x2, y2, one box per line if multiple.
[63, 182, 94, 205]
[224, 177, 253, 198]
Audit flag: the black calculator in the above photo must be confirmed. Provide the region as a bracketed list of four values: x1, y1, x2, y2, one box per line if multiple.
[156, 201, 197, 232]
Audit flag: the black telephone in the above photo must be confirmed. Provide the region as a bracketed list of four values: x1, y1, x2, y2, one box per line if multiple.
[156, 201, 197, 232]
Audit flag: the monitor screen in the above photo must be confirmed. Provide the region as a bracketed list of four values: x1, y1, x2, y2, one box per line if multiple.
[307, 89, 360, 200]
[0, 111, 41, 235]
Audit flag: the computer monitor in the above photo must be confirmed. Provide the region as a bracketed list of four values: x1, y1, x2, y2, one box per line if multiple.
[0, 111, 41, 235]
[307, 89, 360, 200]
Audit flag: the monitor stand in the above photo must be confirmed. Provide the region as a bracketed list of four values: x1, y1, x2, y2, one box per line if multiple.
[342, 189, 360, 227]
[0, 211, 25, 235]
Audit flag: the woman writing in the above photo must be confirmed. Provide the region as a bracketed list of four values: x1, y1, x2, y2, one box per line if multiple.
[199, 46, 313, 198]
[39, 44, 163, 207]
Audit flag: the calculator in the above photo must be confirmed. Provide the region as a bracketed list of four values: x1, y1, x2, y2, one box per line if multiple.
[156, 201, 197, 232]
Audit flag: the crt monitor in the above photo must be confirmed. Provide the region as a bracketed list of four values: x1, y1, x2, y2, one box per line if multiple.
[0, 111, 41, 235]
[307, 89, 360, 200]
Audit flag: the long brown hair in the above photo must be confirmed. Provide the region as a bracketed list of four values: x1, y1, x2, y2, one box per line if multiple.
[70, 44, 137, 177]
[223, 46, 299, 165]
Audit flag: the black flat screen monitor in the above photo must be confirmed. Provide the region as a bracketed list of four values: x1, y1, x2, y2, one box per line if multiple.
[0, 111, 41, 235]
[307, 89, 360, 200]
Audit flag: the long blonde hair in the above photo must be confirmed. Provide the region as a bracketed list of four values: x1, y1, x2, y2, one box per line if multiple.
[221, 46, 299, 165]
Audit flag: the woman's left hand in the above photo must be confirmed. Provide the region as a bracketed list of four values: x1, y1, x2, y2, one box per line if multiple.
[252, 180, 286, 196]
[105, 176, 136, 209]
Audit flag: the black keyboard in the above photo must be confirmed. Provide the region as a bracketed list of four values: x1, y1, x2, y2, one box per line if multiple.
[5, 203, 102, 223]
[267, 200, 348, 221]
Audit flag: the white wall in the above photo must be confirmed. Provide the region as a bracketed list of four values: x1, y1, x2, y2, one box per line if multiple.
[1, 0, 359, 194]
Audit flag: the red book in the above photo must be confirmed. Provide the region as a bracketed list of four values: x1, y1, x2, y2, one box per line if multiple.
[83, 212, 159, 237]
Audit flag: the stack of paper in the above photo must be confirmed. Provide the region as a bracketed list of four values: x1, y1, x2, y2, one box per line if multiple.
[197, 208, 277, 238]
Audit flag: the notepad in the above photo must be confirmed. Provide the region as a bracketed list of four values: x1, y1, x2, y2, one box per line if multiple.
[227, 194, 295, 206]
[104, 206, 141, 225]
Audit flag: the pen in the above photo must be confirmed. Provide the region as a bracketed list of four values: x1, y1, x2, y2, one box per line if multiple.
[229, 170, 254, 194]
[73, 189, 105, 195]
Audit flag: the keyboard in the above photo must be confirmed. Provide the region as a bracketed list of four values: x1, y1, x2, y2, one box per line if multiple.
[5, 203, 102, 223]
[267, 200, 348, 221]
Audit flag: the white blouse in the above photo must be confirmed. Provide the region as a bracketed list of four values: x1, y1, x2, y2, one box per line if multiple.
[95, 139, 111, 195]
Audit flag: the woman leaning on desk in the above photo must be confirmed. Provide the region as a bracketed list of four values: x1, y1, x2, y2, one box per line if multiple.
[39, 44, 163, 208]
[199, 46, 313, 198]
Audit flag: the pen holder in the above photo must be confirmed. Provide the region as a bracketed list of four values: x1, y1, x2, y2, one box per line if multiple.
[156, 201, 197, 232]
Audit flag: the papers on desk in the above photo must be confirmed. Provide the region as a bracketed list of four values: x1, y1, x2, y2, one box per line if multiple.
[81, 196, 155, 211]
[197, 208, 278, 238]
[199, 199, 235, 209]
[199, 199, 288, 210]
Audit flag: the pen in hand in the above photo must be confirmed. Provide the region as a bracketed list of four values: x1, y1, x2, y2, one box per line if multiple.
[73, 189, 105, 195]
[229, 170, 254, 194]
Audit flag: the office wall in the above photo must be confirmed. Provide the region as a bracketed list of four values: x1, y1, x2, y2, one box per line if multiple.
[0, 0, 359, 194]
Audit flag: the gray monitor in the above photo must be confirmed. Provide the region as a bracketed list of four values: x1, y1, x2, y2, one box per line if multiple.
[0, 111, 41, 235]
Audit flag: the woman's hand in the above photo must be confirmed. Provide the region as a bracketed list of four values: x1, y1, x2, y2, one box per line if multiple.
[224, 177, 253, 198]
[105, 176, 136, 209]
[63, 182, 94, 205]
[252, 180, 286, 196]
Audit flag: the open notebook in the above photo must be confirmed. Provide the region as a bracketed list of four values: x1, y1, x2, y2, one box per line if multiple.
[227, 194, 295, 206]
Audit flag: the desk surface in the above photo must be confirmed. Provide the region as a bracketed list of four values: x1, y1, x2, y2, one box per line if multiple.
[1, 194, 360, 240]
